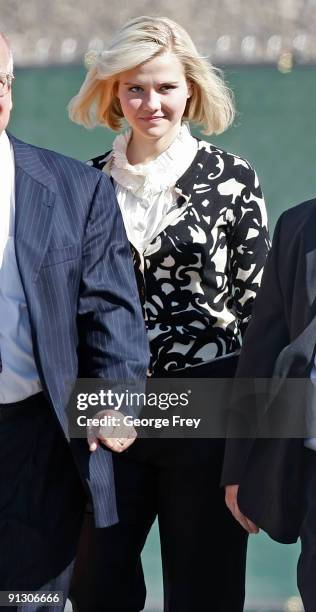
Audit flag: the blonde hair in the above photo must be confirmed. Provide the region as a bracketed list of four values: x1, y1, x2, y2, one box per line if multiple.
[68, 16, 235, 135]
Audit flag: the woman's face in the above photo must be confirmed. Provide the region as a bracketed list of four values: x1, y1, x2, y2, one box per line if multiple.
[116, 51, 191, 144]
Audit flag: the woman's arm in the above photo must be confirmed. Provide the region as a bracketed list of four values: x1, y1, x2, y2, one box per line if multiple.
[228, 163, 270, 337]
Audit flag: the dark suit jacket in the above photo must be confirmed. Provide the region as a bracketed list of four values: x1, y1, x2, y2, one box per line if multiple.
[11, 134, 149, 527]
[222, 198, 316, 543]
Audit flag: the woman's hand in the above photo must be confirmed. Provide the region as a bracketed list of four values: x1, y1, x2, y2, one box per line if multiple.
[225, 484, 259, 534]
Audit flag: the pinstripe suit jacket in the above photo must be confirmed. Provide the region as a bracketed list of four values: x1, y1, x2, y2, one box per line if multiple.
[10, 134, 150, 527]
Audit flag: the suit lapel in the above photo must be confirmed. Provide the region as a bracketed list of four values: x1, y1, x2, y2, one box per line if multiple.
[283, 215, 316, 374]
[303, 212, 316, 315]
[270, 211, 316, 399]
[10, 135, 56, 283]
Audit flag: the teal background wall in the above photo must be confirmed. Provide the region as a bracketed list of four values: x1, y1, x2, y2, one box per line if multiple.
[10, 65, 316, 610]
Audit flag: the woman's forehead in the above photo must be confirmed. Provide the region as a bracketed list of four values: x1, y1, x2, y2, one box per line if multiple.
[119, 52, 185, 82]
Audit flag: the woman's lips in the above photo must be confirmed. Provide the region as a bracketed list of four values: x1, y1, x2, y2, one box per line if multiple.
[141, 116, 165, 121]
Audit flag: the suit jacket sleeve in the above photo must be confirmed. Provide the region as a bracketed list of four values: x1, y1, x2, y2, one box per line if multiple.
[77, 172, 150, 382]
[222, 212, 290, 484]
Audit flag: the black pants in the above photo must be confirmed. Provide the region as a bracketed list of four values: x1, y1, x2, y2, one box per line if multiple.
[72, 358, 247, 612]
[298, 448, 316, 611]
[0, 394, 85, 611]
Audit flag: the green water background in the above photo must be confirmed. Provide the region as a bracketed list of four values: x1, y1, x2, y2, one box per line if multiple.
[10, 65, 316, 609]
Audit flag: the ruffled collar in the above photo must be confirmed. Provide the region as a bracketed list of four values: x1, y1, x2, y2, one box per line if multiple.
[110, 123, 197, 199]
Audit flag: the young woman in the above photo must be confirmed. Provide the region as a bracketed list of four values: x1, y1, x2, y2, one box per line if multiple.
[69, 16, 269, 612]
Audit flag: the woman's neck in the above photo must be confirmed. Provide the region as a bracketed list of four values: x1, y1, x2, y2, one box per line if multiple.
[126, 125, 182, 166]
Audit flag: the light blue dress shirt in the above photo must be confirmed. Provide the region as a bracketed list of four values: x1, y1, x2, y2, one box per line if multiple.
[0, 131, 41, 402]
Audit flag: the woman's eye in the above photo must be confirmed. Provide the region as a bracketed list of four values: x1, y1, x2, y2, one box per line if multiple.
[128, 86, 143, 93]
[127, 85, 175, 93]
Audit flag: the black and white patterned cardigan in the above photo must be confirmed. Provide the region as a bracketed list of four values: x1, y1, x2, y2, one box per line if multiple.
[89, 138, 270, 373]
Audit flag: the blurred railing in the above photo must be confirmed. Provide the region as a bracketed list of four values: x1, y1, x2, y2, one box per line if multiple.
[2, 0, 316, 67]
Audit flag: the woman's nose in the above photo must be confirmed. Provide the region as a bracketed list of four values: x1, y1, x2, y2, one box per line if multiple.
[142, 90, 161, 111]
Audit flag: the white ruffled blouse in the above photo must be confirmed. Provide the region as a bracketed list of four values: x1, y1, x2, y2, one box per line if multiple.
[108, 124, 198, 253]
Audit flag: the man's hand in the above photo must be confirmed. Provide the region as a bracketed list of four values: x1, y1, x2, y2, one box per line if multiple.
[225, 484, 259, 534]
[87, 409, 137, 453]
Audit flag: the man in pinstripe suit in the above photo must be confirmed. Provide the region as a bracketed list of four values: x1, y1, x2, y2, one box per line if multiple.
[0, 33, 149, 610]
